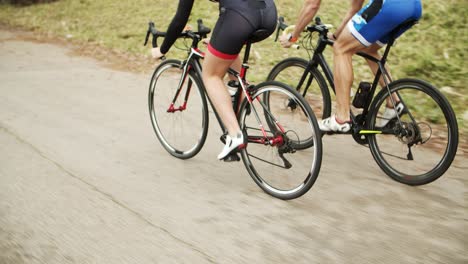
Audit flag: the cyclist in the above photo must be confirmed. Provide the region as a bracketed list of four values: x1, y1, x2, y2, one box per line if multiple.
[152, 0, 277, 159]
[280, 0, 422, 132]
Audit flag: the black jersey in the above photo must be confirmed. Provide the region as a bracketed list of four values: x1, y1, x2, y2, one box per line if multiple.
[160, 0, 195, 54]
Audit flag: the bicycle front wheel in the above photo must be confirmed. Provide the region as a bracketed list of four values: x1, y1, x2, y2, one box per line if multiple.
[148, 59, 209, 159]
[238, 81, 322, 200]
[367, 79, 458, 185]
[266, 57, 331, 120]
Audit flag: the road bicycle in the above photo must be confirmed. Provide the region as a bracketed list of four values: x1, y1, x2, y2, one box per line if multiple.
[268, 17, 458, 185]
[144, 20, 322, 199]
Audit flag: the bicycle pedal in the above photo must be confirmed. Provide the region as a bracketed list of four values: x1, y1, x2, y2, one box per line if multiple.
[222, 152, 240, 162]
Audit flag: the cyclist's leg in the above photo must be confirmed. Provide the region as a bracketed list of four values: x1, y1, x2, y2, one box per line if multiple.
[332, 28, 366, 124]
[342, 0, 422, 130]
[202, 36, 241, 81]
[338, 0, 422, 114]
[203, 54, 239, 135]
[204, 1, 277, 159]
[203, 54, 247, 160]
[227, 57, 241, 81]
[226, 57, 244, 106]
[357, 0, 422, 109]
[202, 7, 253, 159]
[362, 44, 399, 107]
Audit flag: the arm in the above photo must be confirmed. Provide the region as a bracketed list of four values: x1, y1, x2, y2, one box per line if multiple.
[333, 0, 364, 38]
[280, 0, 321, 47]
[291, 0, 321, 40]
[159, 0, 195, 54]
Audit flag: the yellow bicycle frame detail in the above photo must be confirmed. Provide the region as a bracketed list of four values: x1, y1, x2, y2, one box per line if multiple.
[359, 130, 382, 134]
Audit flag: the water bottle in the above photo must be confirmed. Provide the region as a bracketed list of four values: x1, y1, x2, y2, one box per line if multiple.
[352, 81, 371, 108]
[227, 80, 239, 112]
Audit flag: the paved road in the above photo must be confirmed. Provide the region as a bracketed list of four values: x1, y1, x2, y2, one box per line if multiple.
[0, 29, 467, 264]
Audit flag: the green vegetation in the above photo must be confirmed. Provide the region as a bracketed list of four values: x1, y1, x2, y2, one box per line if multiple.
[0, 0, 466, 133]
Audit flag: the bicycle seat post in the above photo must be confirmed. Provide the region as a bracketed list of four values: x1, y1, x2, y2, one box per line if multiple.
[240, 42, 252, 82]
[239, 29, 271, 82]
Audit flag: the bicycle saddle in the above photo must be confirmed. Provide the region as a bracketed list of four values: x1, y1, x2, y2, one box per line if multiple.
[388, 19, 419, 41]
[248, 29, 271, 43]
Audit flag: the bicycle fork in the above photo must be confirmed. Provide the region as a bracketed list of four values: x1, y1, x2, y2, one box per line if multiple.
[166, 63, 193, 113]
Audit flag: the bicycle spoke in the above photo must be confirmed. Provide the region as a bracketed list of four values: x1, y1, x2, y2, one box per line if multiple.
[247, 153, 290, 169]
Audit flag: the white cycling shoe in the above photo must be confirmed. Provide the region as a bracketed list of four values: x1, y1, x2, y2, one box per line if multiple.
[379, 102, 404, 127]
[319, 115, 351, 133]
[217, 132, 247, 160]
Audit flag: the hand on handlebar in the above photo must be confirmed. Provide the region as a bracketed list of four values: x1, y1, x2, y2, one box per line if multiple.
[276, 20, 300, 49]
[151, 47, 165, 59]
[184, 24, 193, 31]
[202, 37, 210, 46]
[279, 34, 296, 48]
[327, 32, 336, 41]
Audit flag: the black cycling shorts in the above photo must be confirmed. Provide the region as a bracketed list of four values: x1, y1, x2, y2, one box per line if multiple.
[208, 0, 277, 60]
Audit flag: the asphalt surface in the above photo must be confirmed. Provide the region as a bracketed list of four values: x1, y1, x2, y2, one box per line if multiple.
[0, 29, 467, 264]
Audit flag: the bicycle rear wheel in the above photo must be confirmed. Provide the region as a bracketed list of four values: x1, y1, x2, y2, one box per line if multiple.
[266, 57, 331, 120]
[238, 81, 322, 200]
[367, 78, 458, 185]
[148, 59, 209, 159]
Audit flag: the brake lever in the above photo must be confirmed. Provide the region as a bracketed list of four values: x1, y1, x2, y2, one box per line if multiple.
[315, 16, 322, 25]
[144, 21, 157, 46]
[275, 17, 285, 42]
[144, 27, 151, 46]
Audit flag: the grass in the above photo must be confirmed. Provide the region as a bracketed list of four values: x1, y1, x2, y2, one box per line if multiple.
[0, 0, 466, 134]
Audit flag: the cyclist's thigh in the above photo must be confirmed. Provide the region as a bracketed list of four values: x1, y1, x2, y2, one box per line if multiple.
[209, 0, 277, 59]
[208, 8, 252, 59]
[347, 0, 422, 46]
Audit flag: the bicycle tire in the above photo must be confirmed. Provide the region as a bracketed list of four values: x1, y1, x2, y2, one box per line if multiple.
[367, 78, 458, 185]
[148, 59, 209, 159]
[266, 57, 332, 120]
[238, 81, 322, 200]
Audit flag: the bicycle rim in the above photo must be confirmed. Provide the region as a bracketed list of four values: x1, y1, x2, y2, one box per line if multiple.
[148, 60, 208, 159]
[368, 79, 458, 185]
[239, 81, 322, 200]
